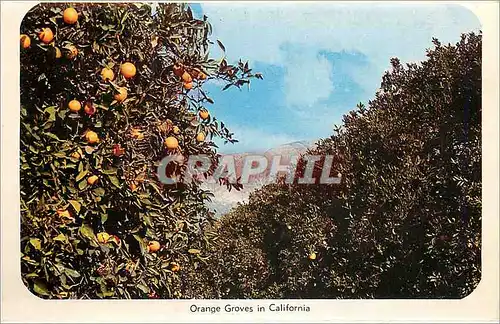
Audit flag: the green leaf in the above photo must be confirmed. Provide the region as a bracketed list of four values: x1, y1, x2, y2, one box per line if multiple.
[54, 233, 68, 242]
[53, 152, 67, 158]
[64, 268, 81, 278]
[102, 167, 117, 175]
[107, 175, 120, 188]
[33, 280, 50, 296]
[69, 200, 81, 213]
[133, 234, 147, 254]
[216, 39, 226, 52]
[43, 106, 57, 122]
[79, 224, 97, 244]
[76, 170, 88, 182]
[137, 284, 150, 294]
[101, 213, 108, 224]
[188, 248, 201, 254]
[43, 132, 63, 142]
[29, 238, 41, 250]
[78, 180, 88, 190]
[93, 187, 106, 196]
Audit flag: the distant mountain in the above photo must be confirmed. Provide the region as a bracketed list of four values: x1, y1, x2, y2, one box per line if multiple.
[202, 140, 316, 216]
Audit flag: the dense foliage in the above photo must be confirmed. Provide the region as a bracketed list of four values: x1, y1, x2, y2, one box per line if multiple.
[20, 2, 259, 299]
[203, 32, 482, 298]
[20, 3, 481, 300]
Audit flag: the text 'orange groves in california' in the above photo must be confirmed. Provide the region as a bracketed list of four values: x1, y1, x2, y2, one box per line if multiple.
[20, 34, 31, 49]
[38, 28, 54, 44]
[120, 62, 136, 79]
[63, 7, 78, 24]
[68, 100, 81, 112]
[164, 136, 179, 150]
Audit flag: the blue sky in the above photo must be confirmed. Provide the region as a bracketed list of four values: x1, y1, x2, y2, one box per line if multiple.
[189, 3, 481, 153]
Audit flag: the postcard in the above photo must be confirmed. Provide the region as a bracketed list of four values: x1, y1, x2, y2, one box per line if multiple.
[1, 1, 499, 323]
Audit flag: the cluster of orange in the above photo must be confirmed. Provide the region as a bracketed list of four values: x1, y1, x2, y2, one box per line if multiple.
[24, 7, 216, 270]
[173, 62, 207, 90]
[20, 8, 79, 58]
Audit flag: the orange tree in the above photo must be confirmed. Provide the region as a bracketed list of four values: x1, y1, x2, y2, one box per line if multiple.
[201, 32, 482, 298]
[20, 3, 260, 299]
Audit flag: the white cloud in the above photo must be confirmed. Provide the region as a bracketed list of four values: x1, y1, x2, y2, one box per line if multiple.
[282, 45, 334, 108]
[202, 3, 479, 64]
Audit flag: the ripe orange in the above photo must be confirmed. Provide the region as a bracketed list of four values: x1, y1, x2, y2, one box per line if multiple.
[181, 71, 192, 83]
[38, 28, 54, 44]
[114, 87, 128, 102]
[54, 47, 62, 58]
[66, 45, 78, 59]
[170, 262, 180, 272]
[172, 126, 180, 135]
[173, 63, 184, 77]
[148, 241, 161, 253]
[308, 252, 317, 260]
[113, 144, 125, 157]
[63, 7, 78, 24]
[196, 132, 206, 142]
[97, 232, 110, 244]
[101, 67, 114, 81]
[20, 34, 31, 49]
[130, 128, 144, 140]
[120, 62, 136, 79]
[87, 175, 99, 185]
[129, 182, 138, 192]
[84, 102, 96, 115]
[199, 109, 209, 120]
[85, 130, 99, 144]
[68, 100, 81, 112]
[183, 82, 193, 90]
[164, 136, 179, 150]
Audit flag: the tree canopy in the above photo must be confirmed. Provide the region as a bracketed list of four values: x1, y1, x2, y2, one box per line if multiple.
[199, 32, 482, 299]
